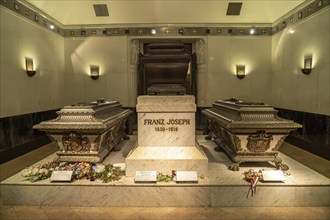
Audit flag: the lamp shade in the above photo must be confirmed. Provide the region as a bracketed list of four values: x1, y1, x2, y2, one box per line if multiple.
[90, 65, 99, 80]
[236, 65, 245, 79]
[25, 58, 36, 77]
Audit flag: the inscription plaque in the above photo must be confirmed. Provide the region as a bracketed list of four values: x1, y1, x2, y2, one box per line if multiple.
[134, 171, 157, 183]
[50, 171, 73, 182]
[262, 170, 285, 182]
[176, 171, 198, 183]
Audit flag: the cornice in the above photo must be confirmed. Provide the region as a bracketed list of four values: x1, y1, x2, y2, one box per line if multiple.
[1, 0, 329, 37]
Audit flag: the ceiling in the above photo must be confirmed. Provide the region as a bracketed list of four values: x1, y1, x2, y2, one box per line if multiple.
[24, 0, 306, 26]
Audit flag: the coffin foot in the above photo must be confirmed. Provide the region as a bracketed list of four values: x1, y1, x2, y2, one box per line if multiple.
[123, 135, 130, 140]
[205, 135, 212, 140]
[228, 163, 240, 171]
[275, 162, 289, 171]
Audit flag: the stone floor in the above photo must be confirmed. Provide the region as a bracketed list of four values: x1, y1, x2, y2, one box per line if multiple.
[1, 206, 329, 220]
[1, 135, 329, 219]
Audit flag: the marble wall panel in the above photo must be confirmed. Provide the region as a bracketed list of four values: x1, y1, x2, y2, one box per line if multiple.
[293, 186, 330, 206]
[277, 108, 329, 159]
[80, 186, 211, 207]
[0, 109, 57, 163]
[39, 185, 82, 206]
[0, 9, 65, 118]
[2, 184, 329, 207]
[1, 185, 41, 206]
[270, 9, 330, 115]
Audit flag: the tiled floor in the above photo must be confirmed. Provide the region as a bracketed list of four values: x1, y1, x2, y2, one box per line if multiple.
[1, 206, 330, 220]
[1, 138, 329, 220]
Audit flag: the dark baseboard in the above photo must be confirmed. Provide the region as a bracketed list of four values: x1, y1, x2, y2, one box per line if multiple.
[285, 135, 330, 161]
[0, 135, 51, 164]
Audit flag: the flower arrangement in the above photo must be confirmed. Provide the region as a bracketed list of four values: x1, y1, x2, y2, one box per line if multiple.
[21, 159, 125, 183]
[243, 169, 263, 196]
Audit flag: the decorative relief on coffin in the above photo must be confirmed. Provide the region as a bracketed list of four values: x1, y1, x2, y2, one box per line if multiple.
[62, 132, 91, 152]
[101, 127, 115, 149]
[273, 135, 288, 151]
[233, 135, 242, 151]
[246, 131, 273, 152]
[222, 129, 233, 149]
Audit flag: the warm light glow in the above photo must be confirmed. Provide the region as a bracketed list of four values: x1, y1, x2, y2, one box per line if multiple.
[304, 56, 312, 69]
[151, 29, 157, 35]
[236, 65, 245, 79]
[90, 65, 99, 80]
[288, 29, 295, 34]
[49, 24, 55, 30]
[25, 58, 34, 71]
[249, 29, 255, 35]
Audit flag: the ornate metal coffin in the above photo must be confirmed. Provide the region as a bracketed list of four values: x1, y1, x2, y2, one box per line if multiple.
[33, 99, 133, 163]
[138, 41, 192, 95]
[202, 98, 302, 171]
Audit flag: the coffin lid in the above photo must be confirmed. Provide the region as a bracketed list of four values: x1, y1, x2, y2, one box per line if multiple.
[203, 98, 302, 131]
[33, 99, 132, 131]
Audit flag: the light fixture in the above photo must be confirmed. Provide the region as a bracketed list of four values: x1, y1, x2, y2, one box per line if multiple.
[90, 65, 99, 80]
[25, 58, 36, 77]
[178, 29, 184, 35]
[236, 65, 245, 79]
[302, 55, 312, 75]
[249, 28, 255, 35]
[288, 29, 295, 34]
[151, 29, 157, 35]
[49, 24, 55, 30]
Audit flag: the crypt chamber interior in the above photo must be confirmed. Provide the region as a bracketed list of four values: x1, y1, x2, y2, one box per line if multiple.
[0, 0, 329, 219]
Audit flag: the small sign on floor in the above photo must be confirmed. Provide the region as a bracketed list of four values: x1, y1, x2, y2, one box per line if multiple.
[262, 170, 285, 182]
[176, 171, 198, 183]
[135, 171, 157, 183]
[50, 171, 73, 182]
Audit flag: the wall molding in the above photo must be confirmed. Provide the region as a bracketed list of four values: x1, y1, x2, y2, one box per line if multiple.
[1, 0, 329, 37]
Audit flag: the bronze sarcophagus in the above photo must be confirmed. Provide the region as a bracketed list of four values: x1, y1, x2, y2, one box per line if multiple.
[202, 98, 302, 171]
[33, 99, 132, 163]
[138, 42, 192, 95]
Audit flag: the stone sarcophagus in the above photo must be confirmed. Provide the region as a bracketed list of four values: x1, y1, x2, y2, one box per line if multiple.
[33, 99, 132, 163]
[202, 98, 302, 171]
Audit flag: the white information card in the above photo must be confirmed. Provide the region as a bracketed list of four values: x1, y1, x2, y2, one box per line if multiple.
[50, 171, 73, 182]
[176, 171, 198, 183]
[135, 171, 157, 183]
[262, 170, 285, 182]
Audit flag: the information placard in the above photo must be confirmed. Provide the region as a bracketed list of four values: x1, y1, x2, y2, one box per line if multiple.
[176, 171, 198, 183]
[262, 170, 285, 182]
[50, 171, 73, 182]
[135, 171, 157, 183]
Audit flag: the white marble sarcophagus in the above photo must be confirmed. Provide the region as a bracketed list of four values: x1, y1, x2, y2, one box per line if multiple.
[33, 99, 132, 163]
[202, 98, 302, 171]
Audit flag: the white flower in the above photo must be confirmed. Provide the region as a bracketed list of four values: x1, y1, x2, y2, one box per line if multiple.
[22, 168, 32, 177]
[92, 164, 105, 173]
[39, 168, 49, 175]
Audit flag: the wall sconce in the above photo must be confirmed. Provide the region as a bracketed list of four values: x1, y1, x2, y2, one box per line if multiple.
[236, 65, 245, 79]
[25, 58, 36, 77]
[301, 56, 312, 75]
[90, 65, 99, 80]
